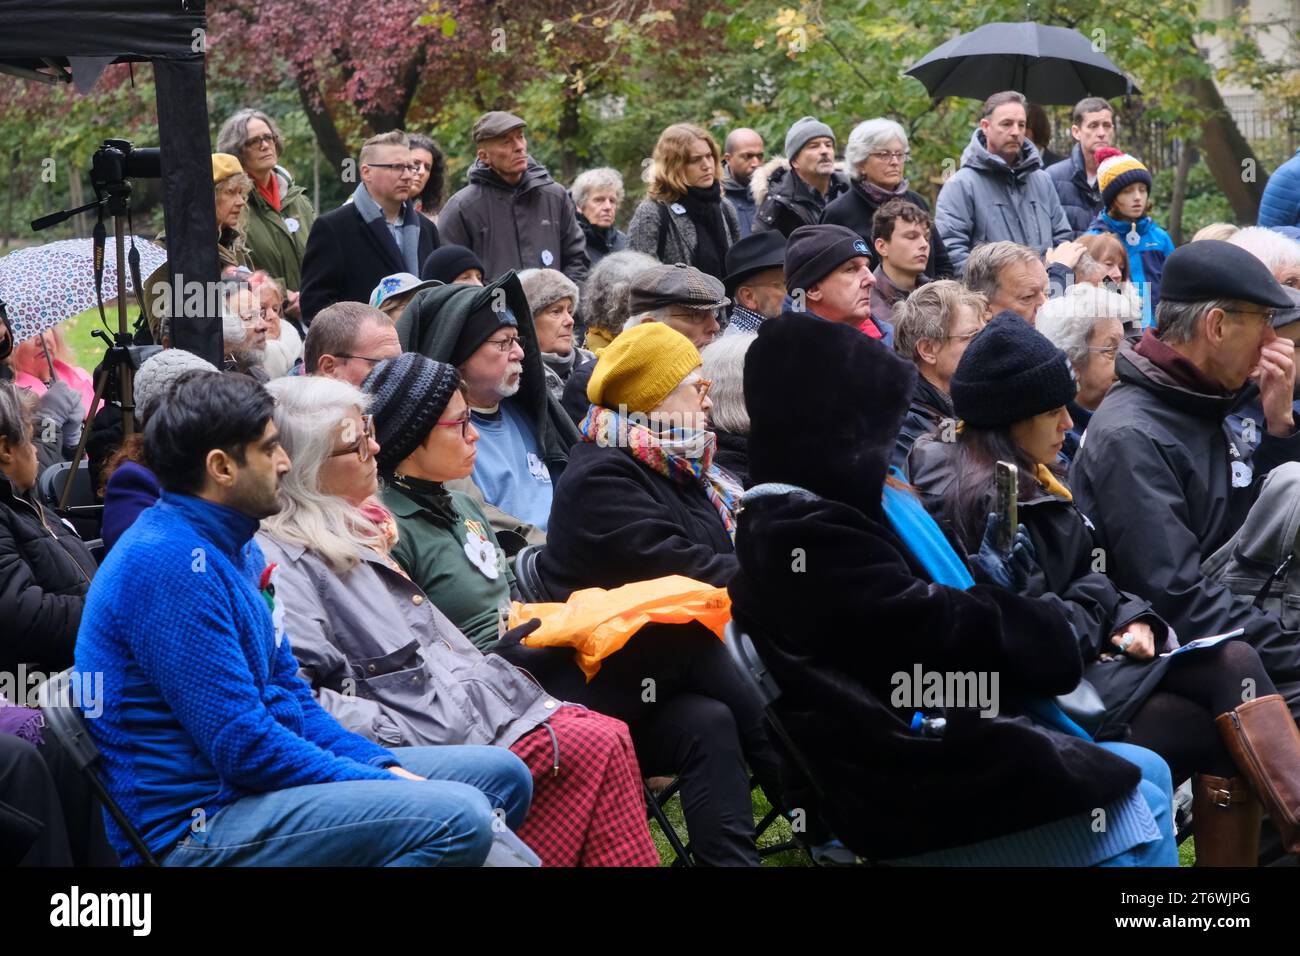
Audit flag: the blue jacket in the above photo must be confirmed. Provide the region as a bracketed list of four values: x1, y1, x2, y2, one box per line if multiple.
[722, 167, 757, 237]
[74, 493, 398, 865]
[1086, 211, 1174, 328]
[101, 461, 161, 554]
[1259, 149, 1300, 228]
[1046, 144, 1103, 237]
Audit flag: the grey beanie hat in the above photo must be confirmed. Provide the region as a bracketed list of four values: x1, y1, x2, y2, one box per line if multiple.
[785, 116, 835, 160]
[517, 268, 580, 319]
[134, 348, 219, 422]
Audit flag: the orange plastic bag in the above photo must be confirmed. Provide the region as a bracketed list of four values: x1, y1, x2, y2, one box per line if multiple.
[510, 575, 732, 680]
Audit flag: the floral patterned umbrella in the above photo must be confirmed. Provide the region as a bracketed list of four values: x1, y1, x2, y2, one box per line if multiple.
[0, 237, 167, 342]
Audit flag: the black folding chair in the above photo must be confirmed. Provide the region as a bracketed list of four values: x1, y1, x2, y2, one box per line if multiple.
[512, 544, 550, 604]
[37, 669, 158, 866]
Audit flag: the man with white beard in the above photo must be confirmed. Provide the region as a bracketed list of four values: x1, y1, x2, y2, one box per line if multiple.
[221, 281, 270, 381]
[394, 271, 581, 546]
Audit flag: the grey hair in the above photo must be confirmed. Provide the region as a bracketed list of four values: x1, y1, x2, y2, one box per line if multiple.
[1192, 222, 1240, 243]
[1156, 297, 1238, 345]
[844, 118, 909, 179]
[1036, 284, 1137, 367]
[0, 379, 37, 447]
[892, 280, 987, 362]
[571, 167, 625, 211]
[700, 333, 755, 434]
[260, 376, 381, 573]
[580, 250, 660, 337]
[624, 305, 678, 332]
[963, 241, 1040, 300]
[215, 108, 285, 161]
[1228, 226, 1300, 279]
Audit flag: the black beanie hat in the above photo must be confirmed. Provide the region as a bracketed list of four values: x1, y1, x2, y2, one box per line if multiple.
[949, 311, 1077, 428]
[785, 224, 872, 295]
[363, 352, 462, 473]
[421, 244, 486, 284]
[745, 313, 916, 516]
[449, 304, 518, 367]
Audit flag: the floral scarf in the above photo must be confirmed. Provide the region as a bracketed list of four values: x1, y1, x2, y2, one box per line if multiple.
[579, 405, 741, 541]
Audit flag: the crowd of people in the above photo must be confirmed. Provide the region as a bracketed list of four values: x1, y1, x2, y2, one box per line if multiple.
[7, 87, 1300, 868]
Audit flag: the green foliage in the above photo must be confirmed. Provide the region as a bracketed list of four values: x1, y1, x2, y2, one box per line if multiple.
[1151, 160, 1235, 236]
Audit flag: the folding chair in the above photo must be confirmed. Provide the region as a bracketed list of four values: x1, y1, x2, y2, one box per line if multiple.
[512, 544, 549, 604]
[37, 669, 158, 866]
[36, 458, 103, 543]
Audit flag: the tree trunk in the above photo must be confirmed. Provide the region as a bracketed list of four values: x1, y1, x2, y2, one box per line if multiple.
[1188, 75, 1268, 223]
[1167, 139, 1195, 244]
[295, 66, 351, 174]
[67, 160, 87, 237]
[2, 148, 17, 252]
[359, 48, 426, 135]
[558, 75, 582, 183]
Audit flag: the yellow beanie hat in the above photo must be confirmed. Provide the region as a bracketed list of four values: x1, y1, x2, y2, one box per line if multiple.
[211, 152, 245, 185]
[587, 322, 702, 414]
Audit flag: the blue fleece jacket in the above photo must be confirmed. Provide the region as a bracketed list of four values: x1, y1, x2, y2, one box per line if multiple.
[1259, 149, 1300, 228]
[1086, 211, 1174, 328]
[74, 492, 398, 865]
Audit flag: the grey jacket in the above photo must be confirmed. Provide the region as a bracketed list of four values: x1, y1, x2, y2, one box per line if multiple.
[934, 130, 1073, 275]
[627, 197, 741, 267]
[256, 532, 560, 749]
[438, 157, 590, 283]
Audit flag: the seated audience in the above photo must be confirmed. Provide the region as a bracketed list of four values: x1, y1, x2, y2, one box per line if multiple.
[908, 312, 1300, 866]
[728, 313, 1178, 865]
[398, 272, 579, 546]
[889, 280, 987, 475]
[700, 332, 756, 487]
[74, 371, 532, 866]
[721, 231, 786, 336]
[518, 268, 594, 402]
[1035, 283, 1135, 462]
[368, 272, 440, 322]
[0, 380, 96, 675]
[257, 372, 659, 867]
[7, 326, 94, 468]
[574, 249, 658, 353]
[303, 301, 402, 387]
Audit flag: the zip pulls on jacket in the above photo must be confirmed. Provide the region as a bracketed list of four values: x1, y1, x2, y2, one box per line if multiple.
[11, 491, 93, 585]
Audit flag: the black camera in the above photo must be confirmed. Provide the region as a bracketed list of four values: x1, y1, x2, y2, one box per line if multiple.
[90, 139, 162, 192]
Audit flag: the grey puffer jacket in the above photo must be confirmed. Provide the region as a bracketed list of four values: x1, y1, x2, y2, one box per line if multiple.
[439, 157, 590, 283]
[627, 197, 740, 269]
[257, 532, 561, 750]
[934, 130, 1072, 275]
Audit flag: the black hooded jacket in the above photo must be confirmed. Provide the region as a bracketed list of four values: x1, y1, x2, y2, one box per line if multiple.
[727, 313, 1140, 860]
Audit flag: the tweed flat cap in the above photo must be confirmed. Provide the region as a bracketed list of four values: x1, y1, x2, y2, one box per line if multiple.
[629, 262, 729, 315]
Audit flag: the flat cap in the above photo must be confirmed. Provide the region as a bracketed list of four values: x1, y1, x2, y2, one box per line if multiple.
[1159, 239, 1293, 313]
[473, 110, 526, 143]
[629, 262, 729, 315]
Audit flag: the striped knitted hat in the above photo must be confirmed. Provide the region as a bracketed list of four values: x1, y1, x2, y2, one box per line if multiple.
[1095, 147, 1152, 210]
[363, 352, 462, 473]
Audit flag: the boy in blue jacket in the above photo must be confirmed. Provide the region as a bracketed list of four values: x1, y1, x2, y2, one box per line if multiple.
[1086, 148, 1174, 328]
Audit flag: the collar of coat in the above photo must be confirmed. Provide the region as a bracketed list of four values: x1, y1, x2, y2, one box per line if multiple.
[1115, 331, 1240, 417]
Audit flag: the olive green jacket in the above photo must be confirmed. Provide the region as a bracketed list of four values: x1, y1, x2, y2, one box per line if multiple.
[242, 166, 316, 292]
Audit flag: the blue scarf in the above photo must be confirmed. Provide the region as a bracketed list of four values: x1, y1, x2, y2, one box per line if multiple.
[352, 183, 420, 274]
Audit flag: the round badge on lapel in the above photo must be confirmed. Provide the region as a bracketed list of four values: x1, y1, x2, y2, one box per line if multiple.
[541, 249, 554, 267]
[285, 217, 300, 233]
[670, 203, 686, 215]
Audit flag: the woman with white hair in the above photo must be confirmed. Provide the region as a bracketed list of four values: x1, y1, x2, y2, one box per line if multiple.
[1228, 226, 1300, 289]
[822, 117, 953, 279]
[571, 167, 629, 268]
[1035, 283, 1135, 462]
[700, 332, 756, 487]
[256, 371, 660, 867]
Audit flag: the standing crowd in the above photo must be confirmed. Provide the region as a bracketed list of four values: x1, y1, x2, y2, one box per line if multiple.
[7, 88, 1300, 868]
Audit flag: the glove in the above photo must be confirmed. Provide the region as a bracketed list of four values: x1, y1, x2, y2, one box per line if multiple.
[497, 617, 542, 648]
[36, 380, 84, 447]
[971, 513, 1040, 592]
[491, 617, 576, 676]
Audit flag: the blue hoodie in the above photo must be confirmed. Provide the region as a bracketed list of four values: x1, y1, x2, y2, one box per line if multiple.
[1086, 211, 1174, 328]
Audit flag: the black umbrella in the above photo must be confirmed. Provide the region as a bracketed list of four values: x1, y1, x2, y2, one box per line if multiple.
[905, 21, 1139, 105]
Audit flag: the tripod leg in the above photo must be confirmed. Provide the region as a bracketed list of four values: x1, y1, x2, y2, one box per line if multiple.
[58, 366, 110, 511]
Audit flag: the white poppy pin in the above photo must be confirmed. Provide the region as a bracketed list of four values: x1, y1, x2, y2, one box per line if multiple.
[463, 526, 500, 580]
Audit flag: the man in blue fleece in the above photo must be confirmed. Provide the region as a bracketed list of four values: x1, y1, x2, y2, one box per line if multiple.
[74, 370, 531, 866]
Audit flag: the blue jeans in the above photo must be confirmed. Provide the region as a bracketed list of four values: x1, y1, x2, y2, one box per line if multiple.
[1097, 741, 1179, 867]
[164, 745, 532, 867]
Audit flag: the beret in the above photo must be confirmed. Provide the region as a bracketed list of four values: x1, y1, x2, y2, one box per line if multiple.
[1159, 240, 1293, 313]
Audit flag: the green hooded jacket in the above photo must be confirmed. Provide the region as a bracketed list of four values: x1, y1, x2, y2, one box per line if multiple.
[242, 167, 316, 292]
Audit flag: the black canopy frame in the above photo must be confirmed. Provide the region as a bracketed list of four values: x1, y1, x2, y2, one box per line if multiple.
[0, 0, 222, 365]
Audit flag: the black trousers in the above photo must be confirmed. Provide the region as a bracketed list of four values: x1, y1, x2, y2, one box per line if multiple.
[0, 733, 117, 866]
[520, 622, 787, 866]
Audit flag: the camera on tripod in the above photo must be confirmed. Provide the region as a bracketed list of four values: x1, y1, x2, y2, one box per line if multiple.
[89, 140, 162, 211]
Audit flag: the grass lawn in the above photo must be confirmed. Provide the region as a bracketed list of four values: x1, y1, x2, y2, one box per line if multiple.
[58, 304, 119, 370]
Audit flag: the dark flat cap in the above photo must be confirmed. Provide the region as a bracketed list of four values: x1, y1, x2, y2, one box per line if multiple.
[473, 111, 526, 142]
[629, 262, 729, 315]
[1159, 239, 1293, 312]
[723, 231, 787, 295]
[1272, 286, 1300, 337]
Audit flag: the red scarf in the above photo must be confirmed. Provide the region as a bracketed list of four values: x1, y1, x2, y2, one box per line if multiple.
[857, 316, 883, 339]
[256, 172, 281, 213]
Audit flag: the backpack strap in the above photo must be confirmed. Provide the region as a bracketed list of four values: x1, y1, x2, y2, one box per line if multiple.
[655, 200, 670, 261]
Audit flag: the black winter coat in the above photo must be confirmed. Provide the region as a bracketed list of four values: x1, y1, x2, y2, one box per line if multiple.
[890, 374, 954, 479]
[908, 435, 1173, 739]
[0, 477, 97, 674]
[753, 165, 850, 238]
[299, 202, 440, 325]
[537, 440, 736, 600]
[712, 429, 751, 489]
[1046, 144, 1104, 238]
[728, 485, 1140, 860]
[821, 179, 954, 279]
[1071, 339, 1300, 693]
[576, 212, 628, 268]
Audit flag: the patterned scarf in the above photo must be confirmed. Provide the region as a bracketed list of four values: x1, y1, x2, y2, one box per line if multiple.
[579, 405, 740, 541]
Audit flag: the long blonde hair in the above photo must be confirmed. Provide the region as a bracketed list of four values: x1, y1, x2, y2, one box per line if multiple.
[261, 376, 385, 572]
[646, 123, 722, 203]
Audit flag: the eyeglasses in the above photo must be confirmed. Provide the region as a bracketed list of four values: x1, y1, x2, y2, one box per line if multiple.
[1229, 307, 1277, 325]
[943, 328, 983, 343]
[690, 378, 713, 401]
[434, 414, 473, 440]
[331, 414, 374, 463]
[333, 353, 387, 366]
[244, 133, 277, 150]
[1086, 344, 1121, 358]
[484, 335, 521, 353]
[366, 162, 421, 175]
[869, 150, 910, 163]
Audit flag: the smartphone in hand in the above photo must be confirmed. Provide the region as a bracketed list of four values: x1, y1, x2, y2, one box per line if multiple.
[994, 461, 1018, 555]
